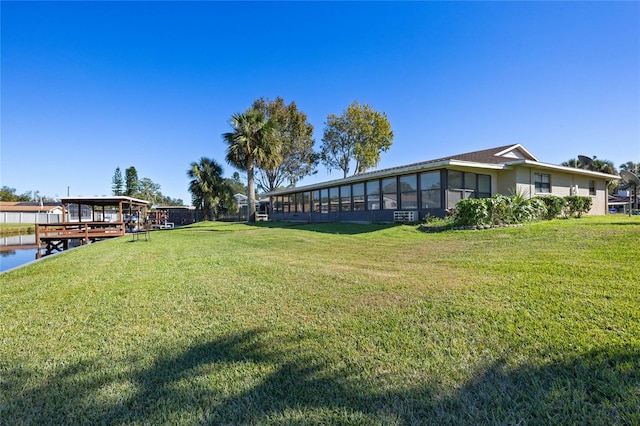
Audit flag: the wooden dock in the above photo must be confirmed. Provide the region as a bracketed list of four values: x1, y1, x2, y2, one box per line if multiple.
[35, 222, 126, 258]
[34, 195, 151, 258]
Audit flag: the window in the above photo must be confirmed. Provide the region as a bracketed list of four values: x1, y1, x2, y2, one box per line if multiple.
[320, 189, 329, 213]
[447, 170, 464, 209]
[340, 185, 351, 211]
[274, 196, 283, 213]
[420, 171, 441, 209]
[464, 173, 476, 198]
[312, 190, 320, 213]
[446, 170, 491, 208]
[283, 195, 291, 213]
[589, 180, 595, 196]
[366, 180, 380, 210]
[302, 192, 310, 212]
[535, 173, 551, 194]
[382, 177, 397, 210]
[477, 174, 491, 198]
[353, 183, 365, 211]
[329, 187, 339, 212]
[399, 174, 418, 209]
[448, 170, 463, 190]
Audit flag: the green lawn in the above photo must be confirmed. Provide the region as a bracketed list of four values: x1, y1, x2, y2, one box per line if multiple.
[1, 216, 638, 425]
[0, 223, 34, 236]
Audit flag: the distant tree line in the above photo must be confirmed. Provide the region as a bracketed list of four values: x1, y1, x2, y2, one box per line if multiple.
[111, 166, 183, 206]
[0, 187, 54, 202]
[562, 157, 640, 194]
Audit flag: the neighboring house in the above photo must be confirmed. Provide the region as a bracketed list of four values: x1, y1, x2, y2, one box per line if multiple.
[152, 205, 197, 226]
[608, 191, 639, 214]
[266, 144, 619, 223]
[0, 201, 63, 224]
[234, 193, 248, 208]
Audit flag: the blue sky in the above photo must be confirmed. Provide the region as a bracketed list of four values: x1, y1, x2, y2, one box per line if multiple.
[2, 1, 638, 204]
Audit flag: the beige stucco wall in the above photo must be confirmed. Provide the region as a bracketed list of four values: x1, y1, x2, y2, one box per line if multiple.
[500, 166, 609, 215]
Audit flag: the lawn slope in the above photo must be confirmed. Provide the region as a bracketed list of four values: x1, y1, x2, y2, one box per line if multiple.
[1, 216, 638, 425]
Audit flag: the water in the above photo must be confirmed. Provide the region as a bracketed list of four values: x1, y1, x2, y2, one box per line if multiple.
[1, 234, 39, 273]
[0, 248, 39, 273]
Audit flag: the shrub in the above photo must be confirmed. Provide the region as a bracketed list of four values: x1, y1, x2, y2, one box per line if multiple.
[527, 197, 548, 220]
[422, 213, 455, 230]
[453, 194, 548, 227]
[485, 194, 511, 225]
[564, 196, 593, 218]
[536, 195, 565, 220]
[453, 198, 489, 226]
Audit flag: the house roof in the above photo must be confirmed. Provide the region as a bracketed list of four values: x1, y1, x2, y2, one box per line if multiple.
[421, 143, 538, 165]
[266, 144, 619, 197]
[0, 202, 61, 213]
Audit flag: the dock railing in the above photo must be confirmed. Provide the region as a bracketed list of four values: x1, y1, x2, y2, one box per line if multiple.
[35, 222, 126, 257]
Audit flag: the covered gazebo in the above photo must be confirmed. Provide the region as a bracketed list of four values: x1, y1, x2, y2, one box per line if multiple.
[35, 196, 151, 257]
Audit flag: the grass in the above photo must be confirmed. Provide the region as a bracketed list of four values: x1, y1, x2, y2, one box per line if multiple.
[1, 216, 639, 425]
[0, 223, 34, 236]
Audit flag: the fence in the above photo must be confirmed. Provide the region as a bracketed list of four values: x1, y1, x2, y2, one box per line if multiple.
[0, 212, 63, 224]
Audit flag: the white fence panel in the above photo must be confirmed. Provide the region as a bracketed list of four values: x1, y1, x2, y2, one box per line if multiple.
[0, 212, 62, 224]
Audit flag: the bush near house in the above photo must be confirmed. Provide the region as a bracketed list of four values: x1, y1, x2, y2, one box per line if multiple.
[563, 196, 593, 218]
[453, 194, 547, 227]
[451, 195, 593, 227]
[537, 195, 566, 220]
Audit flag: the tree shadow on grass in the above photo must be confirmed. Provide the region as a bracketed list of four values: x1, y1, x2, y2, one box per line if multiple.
[248, 221, 400, 235]
[4, 328, 639, 425]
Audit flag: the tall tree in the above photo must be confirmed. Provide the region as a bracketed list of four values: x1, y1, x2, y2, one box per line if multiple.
[112, 167, 124, 196]
[125, 166, 139, 197]
[619, 161, 640, 175]
[222, 109, 278, 222]
[225, 173, 247, 196]
[320, 101, 394, 178]
[562, 156, 617, 174]
[251, 97, 318, 192]
[561, 158, 580, 168]
[589, 156, 617, 175]
[187, 157, 233, 221]
[618, 161, 640, 191]
[138, 177, 162, 204]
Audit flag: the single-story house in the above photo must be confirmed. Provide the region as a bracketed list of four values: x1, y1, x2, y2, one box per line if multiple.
[0, 201, 64, 224]
[266, 144, 619, 223]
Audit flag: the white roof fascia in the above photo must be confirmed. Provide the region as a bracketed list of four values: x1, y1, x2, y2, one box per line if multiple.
[448, 160, 508, 170]
[494, 144, 539, 161]
[267, 160, 451, 196]
[60, 196, 152, 205]
[267, 159, 508, 197]
[506, 160, 620, 179]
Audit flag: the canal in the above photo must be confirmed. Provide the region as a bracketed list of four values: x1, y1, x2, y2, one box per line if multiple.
[1, 234, 39, 273]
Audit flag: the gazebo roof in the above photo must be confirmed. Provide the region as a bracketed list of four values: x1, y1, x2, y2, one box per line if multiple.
[60, 196, 150, 207]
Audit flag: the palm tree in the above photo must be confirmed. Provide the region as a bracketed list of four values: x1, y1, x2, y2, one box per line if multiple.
[619, 161, 640, 190]
[619, 161, 639, 175]
[561, 158, 580, 168]
[589, 157, 617, 175]
[187, 157, 227, 221]
[222, 109, 278, 222]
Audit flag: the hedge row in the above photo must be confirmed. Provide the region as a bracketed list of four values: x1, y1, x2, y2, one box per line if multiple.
[451, 195, 593, 227]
